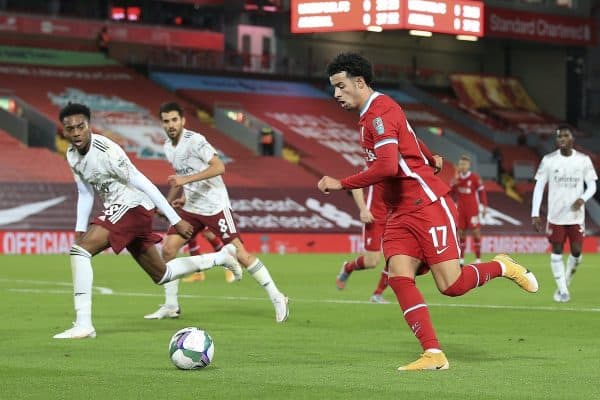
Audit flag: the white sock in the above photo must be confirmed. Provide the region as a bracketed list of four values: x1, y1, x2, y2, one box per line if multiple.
[247, 258, 280, 301]
[550, 253, 568, 294]
[160, 252, 222, 284]
[70, 245, 93, 328]
[163, 280, 179, 308]
[566, 254, 582, 286]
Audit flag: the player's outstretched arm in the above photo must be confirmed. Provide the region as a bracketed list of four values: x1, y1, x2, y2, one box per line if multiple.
[74, 174, 94, 235]
[128, 168, 181, 226]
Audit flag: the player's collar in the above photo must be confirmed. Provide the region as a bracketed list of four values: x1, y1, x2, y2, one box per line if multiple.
[459, 171, 471, 179]
[360, 91, 381, 117]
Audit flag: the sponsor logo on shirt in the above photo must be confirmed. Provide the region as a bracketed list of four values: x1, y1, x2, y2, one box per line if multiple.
[373, 117, 385, 135]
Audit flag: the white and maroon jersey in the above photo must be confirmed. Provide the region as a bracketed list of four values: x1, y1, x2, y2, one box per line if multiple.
[358, 92, 450, 215]
[534, 149, 597, 225]
[67, 134, 154, 216]
[450, 171, 487, 215]
[164, 129, 231, 215]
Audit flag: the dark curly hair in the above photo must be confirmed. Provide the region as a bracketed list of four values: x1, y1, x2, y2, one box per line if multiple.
[58, 103, 91, 122]
[326, 52, 374, 86]
[159, 101, 184, 117]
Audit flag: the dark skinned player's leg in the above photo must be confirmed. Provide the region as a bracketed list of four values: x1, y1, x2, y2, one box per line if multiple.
[565, 226, 584, 290]
[54, 225, 111, 339]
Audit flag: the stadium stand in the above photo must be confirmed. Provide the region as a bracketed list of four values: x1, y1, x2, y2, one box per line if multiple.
[0, 50, 317, 188]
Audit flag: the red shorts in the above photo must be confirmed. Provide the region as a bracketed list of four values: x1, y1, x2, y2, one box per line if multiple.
[457, 209, 480, 230]
[382, 196, 460, 272]
[547, 223, 584, 245]
[167, 208, 241, 244]
[91, 205, 162, 255]
[363, 220, 385, 252]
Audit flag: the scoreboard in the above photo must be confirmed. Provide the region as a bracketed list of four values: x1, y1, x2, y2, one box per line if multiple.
[291, 0, 484, 36]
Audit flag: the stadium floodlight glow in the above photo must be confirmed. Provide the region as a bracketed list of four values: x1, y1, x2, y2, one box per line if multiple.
[456, 35, 478, 41]
[366, 25, 383, 32]
[409, 30, 432, 37]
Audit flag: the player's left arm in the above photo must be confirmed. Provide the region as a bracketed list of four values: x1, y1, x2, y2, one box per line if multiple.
[476, 175, 488, 216]
[572, 157, 598, 211]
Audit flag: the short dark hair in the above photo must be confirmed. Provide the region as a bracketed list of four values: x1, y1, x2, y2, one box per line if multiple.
[326, 52, 374, 87]
[159, 102, 184, 117]
[58, 103, 91, 122]
[556, 124, 572, 135]
[459, 155, 471, 162]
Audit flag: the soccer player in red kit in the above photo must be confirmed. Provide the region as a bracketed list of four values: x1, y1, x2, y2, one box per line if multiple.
[450, 155, 488, 264]
[318, 53, 539, 371]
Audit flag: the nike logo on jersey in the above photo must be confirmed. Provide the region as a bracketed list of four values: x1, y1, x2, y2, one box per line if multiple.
[436, 246, 449, 255]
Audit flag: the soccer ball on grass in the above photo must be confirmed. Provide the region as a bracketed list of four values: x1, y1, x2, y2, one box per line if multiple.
[168, 327, 214, 370]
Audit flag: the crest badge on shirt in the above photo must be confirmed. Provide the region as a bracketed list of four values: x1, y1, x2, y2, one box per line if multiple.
[373, 117, 385, 135]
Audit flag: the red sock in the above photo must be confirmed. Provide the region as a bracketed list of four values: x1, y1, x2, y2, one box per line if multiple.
[373, 271, 388, 295]
[459, 242, 466, 260]
[207, 234, 224, 251]
[388, 276, 441, 351]
[442, 261, 502, 297]
[344, 255, 366, 274]
[188, 236, 201, 256]
[474, 238, 481, 259]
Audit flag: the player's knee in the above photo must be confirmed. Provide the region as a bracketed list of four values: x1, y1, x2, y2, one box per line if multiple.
[441, 276, 466, 297]
[363, 255, 381, 268]
[571, 250, 581, 258]
[162, 246, 177, 261]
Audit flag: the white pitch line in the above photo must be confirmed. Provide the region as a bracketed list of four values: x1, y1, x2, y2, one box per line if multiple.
[0, 278, 113, 294]
[6, 287, 600, 313]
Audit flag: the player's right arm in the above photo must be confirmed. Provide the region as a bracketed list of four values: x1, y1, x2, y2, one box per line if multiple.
[351, 188, 374, 224]
[106, 146, 193, 239]
[531, 157, 548, 232]
[74, 173, 94, 239]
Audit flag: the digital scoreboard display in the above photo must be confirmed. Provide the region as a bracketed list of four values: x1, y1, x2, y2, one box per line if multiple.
[291, 0, 483, 36]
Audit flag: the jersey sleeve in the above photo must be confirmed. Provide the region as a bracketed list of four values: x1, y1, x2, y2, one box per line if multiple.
[365, 108, 400, 151]
[475, 174, 488, 206]
[192, 136, 218, 164]
[534, 156, 548, 182]
[105, 144, 138, 183]
[583, 156, 598, 182]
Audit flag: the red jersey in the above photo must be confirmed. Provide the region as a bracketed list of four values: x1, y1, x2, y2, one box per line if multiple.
[341, 93, 450, 215]
[450, 171, 487, 215]
[365, 182, 387, 220]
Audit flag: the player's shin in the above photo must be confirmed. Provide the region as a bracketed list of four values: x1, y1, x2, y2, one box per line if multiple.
[160, 253, 219, 283]
[442, 261, 502, 296]
[473, 237, 482, 260]
[163, 280, 179, 308]
[566, 254, 582, 286]
[247, 258, 280, 300]
[550, 253, 568, 293]
[389, 276, 441, 351]
[70, 245, 93, 328]
[373, 270, 389, 295]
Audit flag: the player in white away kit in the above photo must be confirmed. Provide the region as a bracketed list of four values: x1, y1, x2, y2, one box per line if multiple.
[531, 125, 597, 302]
[54, 103, 242, 339]
[144, 102, 289, 322]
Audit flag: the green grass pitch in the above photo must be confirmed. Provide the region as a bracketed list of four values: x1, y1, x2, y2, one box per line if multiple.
[1, 253, 599, 399]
